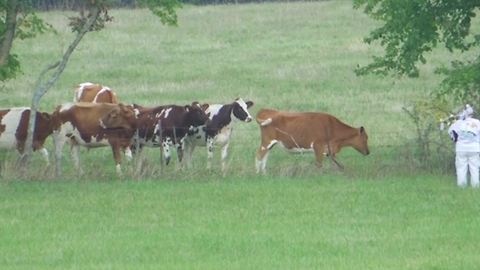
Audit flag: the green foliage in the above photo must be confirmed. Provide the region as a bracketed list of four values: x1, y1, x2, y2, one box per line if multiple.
[0, 1, 53, 81]
[436, 56, 480, 103]
[138, 0, 182, 26]
[15, 12, 54, 39]
[0, 53, 20, 81]
[402, 99, 455, 170]
[353, 0, 480, 103]
[0, 0, 181, 81]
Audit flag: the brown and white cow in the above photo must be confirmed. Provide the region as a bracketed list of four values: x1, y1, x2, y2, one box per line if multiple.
[72, 82, 133, 159]
[184, 98, 254, 172]
[0, 107, 58, 165]
[74, 82, 119, 104]
[255, 108, 370, 174]
[131, 102, 209, 165]
[52, 102, 137, 176]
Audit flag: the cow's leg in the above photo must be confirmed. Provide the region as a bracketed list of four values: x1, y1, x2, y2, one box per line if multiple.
[324, 142, 344, 170]
[111, 145, 123, 176]
[133, 144, 145, 177]
[176, 138, 185, 163]
[206, 137, 214, 170]
[162, 138, 172, 165]
[124, 146, 133, 161]
[256, 139, 277, 174]
[174, 138, 185, 170]
[313, 143, 325, 168]
[221, 142, 230, 173]
[38, 147, 50, 166]
[328, 152, 344, 170]
[183, 139, 195, 169]
[70, 143, 84, 175]
[52, 130, 67, 177]
[255, 146, 269, 174]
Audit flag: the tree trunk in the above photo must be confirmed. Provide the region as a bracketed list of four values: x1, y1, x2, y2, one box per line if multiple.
[0, 0, 18, 66]
[22, 5, 102, 176]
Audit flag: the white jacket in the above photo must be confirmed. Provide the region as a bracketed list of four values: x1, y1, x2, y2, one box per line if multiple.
[448, 117, 480, 152]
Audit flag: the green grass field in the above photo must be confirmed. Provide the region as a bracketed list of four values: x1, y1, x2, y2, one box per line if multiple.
[1, 1, 479, 269]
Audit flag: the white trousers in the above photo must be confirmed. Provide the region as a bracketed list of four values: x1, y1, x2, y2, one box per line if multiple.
[455, 151, 480, 188]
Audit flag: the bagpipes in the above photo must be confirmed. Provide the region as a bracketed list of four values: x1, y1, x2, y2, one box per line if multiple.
[439, 104, 474, 130]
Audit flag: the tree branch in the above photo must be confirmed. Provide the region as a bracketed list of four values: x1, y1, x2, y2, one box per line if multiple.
[21, 5, 102, 170]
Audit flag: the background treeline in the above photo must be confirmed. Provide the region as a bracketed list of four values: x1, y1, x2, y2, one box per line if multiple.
[31, 0, 317, 10]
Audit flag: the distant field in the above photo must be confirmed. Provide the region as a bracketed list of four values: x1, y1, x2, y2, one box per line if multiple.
[1, 2, 479, 269]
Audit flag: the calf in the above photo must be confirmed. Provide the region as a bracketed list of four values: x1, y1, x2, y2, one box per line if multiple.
[0, 107, 57, 165]
[184, 98, 254, 172]
[74, 82, 119, 103]
[132, 102, 209, 165]
[52, 102, 137, 176]
[255, 108, 369, 174]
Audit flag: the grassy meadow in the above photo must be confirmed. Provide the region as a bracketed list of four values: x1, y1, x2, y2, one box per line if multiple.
[1, 1, 479, 269]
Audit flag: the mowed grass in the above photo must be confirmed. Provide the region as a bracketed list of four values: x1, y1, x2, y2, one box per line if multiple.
[1, 1, 480, 269]
[2, 176, 480, 269]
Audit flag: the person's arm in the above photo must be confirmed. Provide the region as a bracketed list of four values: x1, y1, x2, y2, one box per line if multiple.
[448, 123, 458, 142]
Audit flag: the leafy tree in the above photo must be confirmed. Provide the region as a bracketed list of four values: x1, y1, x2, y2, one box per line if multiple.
[0, 0, 52, 81]
[353, 0, 480, 103]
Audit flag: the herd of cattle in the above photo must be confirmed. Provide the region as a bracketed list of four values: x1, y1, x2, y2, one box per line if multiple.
[0, 82, 370, 177]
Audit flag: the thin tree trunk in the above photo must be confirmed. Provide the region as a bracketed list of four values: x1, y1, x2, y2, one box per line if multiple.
[0, 0, 18, 66]
[22, 5, 102, 175]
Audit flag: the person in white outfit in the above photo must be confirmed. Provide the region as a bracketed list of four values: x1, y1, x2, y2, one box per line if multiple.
[448, 104, 480, 188]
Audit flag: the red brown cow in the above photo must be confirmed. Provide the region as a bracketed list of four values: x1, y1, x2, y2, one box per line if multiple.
[74, 82, 119, 104]
[255, 108, 370, 174]
[52, 102, 137, 176]
[72, 82, 133, 159]
[0, 107, 58, 165]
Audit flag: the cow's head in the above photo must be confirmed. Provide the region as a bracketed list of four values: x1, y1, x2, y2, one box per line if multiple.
[352, 126, 370, 155]
[100, 103, 138, 130]
[185, 102, 209, 127]
[35, 112, 55, 134]
[232, 98, 254, 122]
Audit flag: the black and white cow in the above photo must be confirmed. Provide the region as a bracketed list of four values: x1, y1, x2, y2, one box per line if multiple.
[132, 102, 209, 165]
[184, 98, 254, 171]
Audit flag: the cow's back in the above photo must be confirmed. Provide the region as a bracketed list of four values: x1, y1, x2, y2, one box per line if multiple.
[0, 107, 54, 151]
[74, 83, 118, 104]
[257, 109, 338, 148]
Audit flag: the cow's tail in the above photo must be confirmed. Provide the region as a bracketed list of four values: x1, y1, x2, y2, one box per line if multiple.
[256, 117, 272, 126]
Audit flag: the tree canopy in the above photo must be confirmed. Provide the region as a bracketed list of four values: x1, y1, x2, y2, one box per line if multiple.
[0, 0, 52, 81]
[353, 0, 480, 102]
[0, 0, 181, 82]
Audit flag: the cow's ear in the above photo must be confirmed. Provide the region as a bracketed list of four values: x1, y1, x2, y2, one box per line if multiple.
[201, 103, 209, 111]
[246, 101, 254, 108]
[360, 126, 365, 133]
[191, 101, 201, 108]
[184, 105, 190, 112]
